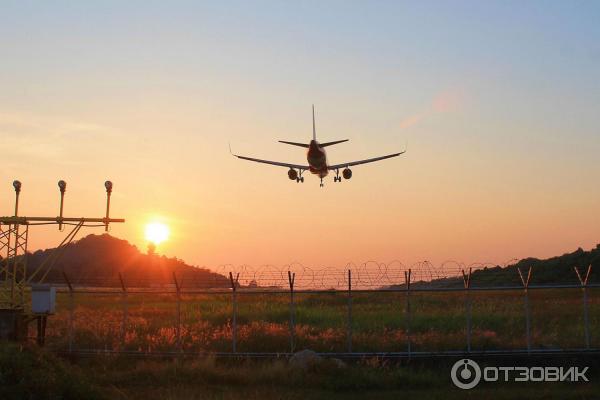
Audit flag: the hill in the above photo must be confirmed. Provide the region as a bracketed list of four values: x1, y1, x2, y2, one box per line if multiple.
[396, 244, 600, 289]
[26, 234, 229, 288]
[19, 235, 600, 289]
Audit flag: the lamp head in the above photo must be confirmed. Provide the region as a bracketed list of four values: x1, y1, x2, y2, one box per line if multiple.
[12, 180, 21, 193]
[58, 180, 67, 193]
[104, 180, 113, 193]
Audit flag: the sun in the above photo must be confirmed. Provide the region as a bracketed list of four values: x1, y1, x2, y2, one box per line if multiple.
[145, 222, 170, 245]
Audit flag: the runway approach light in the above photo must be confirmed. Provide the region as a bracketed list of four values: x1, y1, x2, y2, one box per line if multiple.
[0, 179, 125, 318]
[58, 180, 67, 230]
[104, 181, 113, 231]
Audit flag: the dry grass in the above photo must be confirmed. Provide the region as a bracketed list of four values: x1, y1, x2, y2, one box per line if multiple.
[42, 288, 600, 353]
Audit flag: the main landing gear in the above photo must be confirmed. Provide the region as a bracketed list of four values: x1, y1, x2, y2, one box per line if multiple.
[333, 167, 352, 183]
[333, 169, 341, 182]
[288, 168, 305, 183]
[320, 177, 324, 187]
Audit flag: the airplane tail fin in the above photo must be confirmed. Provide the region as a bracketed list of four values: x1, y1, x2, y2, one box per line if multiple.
[279, 140, 309, 148]
[312, 104, 316, 141]
[280, 106, 348, 148]
[320, 139, 349, 147]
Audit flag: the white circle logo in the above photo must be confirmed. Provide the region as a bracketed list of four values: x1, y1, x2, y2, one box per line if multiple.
[451, 359, 481, 389]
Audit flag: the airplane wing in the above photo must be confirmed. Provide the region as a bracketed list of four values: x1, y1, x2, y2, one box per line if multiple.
[327, 150, 405, 170]
[230, 146, 309, 170]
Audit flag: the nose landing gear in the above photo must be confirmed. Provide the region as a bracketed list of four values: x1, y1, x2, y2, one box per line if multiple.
[320, 177, 324, 187]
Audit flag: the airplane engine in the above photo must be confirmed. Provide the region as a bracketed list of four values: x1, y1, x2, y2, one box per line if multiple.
[288, 169, 298, 180]
[343, 168, 352, 180]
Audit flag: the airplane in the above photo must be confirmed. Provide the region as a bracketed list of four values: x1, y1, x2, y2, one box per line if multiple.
[230, 105, 406, 187]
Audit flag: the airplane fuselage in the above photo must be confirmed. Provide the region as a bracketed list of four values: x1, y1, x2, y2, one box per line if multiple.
[307, 140, 328, 177]
[230, 105, 405, 187]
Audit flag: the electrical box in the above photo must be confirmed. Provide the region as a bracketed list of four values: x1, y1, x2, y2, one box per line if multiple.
[31, 285, 56, 314]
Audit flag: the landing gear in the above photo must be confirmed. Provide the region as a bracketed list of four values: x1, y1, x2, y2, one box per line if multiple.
[333, 169, 341, 182]
[320, 177, 324, 187]
[292, 169, 305, 183]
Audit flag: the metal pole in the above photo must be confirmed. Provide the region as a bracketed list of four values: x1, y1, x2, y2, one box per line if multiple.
[582, 286, 590, 349]
[229, 272, 238, 353]
[58, 180, 66, 231]
[518, 267, 532, 353]
[405, 269, 412, 356]
[119, 273, 128, 350]
[69, 290, 74, 352]
[10, 226, 19, 306]
[63, 272, 74, 353]
[37, 316, 43, 345]
[12, 180, 21, 217]
[19, 227, 28, 307]
[462, 268, 472, 352]
[347, 269, 352, 353]
[104, 181, 112, 232]
[574, 265, 592, 349]
[173, 272, 181, 353]
[524, 291, 531, 352]
[288, 271, 296, 353]
[41, 316, 47, 346]
[10, 180, 21, 308]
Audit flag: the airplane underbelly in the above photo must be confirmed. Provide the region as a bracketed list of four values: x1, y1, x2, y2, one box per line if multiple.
[309, 166, 328, 177]
[308, 153, 325, 166]
[309, 156, 328, 177]
[307, 146, 327, 177]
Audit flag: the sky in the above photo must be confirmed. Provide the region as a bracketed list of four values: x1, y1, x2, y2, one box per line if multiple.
[1, 1, 599, 270]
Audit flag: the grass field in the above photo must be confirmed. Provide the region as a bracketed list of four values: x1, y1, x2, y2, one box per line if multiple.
[41, 287, 600, 354]
[1, 342, 598, 400]
[4, 288, 599, 399]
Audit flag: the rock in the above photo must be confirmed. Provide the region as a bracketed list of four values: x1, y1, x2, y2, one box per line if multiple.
[330, 358, 347, 369]
[289, 349, 322, 370]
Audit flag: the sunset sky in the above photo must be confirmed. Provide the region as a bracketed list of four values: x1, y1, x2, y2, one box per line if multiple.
[1, 1, 599, 269]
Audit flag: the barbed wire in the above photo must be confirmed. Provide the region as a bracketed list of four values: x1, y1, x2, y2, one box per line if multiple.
[55, 259, 527, 290]
[208, 259, 520, 290]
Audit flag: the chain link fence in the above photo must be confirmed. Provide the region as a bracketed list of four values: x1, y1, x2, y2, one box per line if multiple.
[39, 263, 599, 358]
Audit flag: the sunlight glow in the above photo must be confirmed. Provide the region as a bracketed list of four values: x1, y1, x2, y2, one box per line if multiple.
[145, 222, 170, 245]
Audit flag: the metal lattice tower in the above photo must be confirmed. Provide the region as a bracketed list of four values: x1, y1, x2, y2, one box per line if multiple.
[0, 180, 124, 311]
[0, 223, 29, 309]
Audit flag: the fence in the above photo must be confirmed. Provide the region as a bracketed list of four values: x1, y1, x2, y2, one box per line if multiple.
[39, 264, 599, 358]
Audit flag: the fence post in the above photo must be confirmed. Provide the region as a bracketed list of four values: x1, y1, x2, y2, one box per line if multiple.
[404, 269, 412, 357]
[574, 265, 592, 349]
[347, 269, 352, 353]
[288, 271, 296, 353]
[119, 273, 128, 350]
[462, 268, 472, 353]
[518, 266, 533, 353]
[173, 272, 181, 353]
[229, 272, 239, 353]
[63, 271, 74, 353]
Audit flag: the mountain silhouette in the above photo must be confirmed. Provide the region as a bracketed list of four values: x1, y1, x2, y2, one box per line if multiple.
[395, 244, 600, 289]
[26, 234, 229, 288]
[19, 234, 600, 289]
